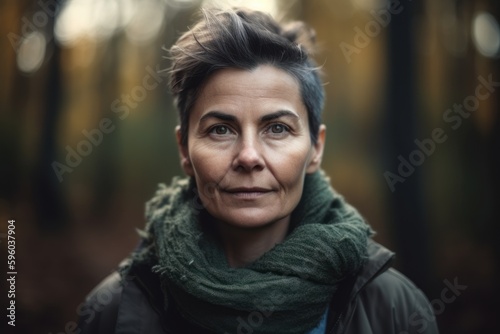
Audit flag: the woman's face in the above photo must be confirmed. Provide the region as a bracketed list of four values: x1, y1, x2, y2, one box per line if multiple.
[177, 65, 325, 228]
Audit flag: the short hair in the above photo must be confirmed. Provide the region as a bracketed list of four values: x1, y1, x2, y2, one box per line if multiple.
[168, 7, 324, 145]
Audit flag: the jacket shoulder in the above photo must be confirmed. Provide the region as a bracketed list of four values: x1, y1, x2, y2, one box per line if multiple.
[77, 272, 123, 334]
[347, 268, 439, 334]
[78, 266, 170, 334]
[364, 268, 428, 306]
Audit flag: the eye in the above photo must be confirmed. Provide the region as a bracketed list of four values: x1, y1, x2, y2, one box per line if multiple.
[270, 124, 285, 133]
[209, 125, 231, 135]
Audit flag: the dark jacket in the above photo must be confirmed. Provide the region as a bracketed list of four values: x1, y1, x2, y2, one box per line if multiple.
[78, 240, 439, 334]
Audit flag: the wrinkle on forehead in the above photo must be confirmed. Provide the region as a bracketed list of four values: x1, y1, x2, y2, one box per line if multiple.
[194, 65, 306, 118]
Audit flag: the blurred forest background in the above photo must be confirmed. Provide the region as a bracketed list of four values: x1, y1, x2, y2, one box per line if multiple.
[0, 0, 499, 333]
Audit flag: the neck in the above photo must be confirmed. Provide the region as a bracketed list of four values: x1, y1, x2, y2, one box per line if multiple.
[215, 216, 290, 268]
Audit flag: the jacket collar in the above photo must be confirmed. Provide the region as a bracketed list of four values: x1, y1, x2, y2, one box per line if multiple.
[326, 239, 395, 333]
[351, 239, 395, 298]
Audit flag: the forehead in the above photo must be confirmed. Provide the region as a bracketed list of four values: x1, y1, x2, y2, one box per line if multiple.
[191, 65, 306, 118]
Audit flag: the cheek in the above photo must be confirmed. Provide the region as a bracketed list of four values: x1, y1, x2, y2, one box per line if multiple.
[189, 144, 229, 185]
[188, 152, 219, 205]
[266, 142, 312, 187]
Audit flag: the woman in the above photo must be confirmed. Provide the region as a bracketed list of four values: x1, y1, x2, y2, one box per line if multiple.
[79, 7, 439, 334]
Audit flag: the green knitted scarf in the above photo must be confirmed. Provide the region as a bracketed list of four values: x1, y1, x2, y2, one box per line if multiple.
[126, 170, 373, 334]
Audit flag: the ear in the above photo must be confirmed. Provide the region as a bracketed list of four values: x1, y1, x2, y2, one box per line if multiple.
[175, 126, 194, 176]
[306, 124, 326, 174]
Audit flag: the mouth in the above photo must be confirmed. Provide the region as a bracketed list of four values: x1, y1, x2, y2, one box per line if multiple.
[223, 187, 273, 199]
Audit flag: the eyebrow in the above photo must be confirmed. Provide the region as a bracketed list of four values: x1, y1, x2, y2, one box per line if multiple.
[260, 110, 299, 122]
[199, 110, 299, 124]
[199, 111, 237, 124]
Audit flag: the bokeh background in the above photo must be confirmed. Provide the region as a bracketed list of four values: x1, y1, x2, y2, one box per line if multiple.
[1, 0, 499, 333]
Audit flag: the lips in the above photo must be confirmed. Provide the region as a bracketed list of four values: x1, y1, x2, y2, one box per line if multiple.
[225, 187, 271, 193]
[223, 187, 273, 199]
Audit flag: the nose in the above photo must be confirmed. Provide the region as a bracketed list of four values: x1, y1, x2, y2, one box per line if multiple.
[232, 136, 264, 172]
